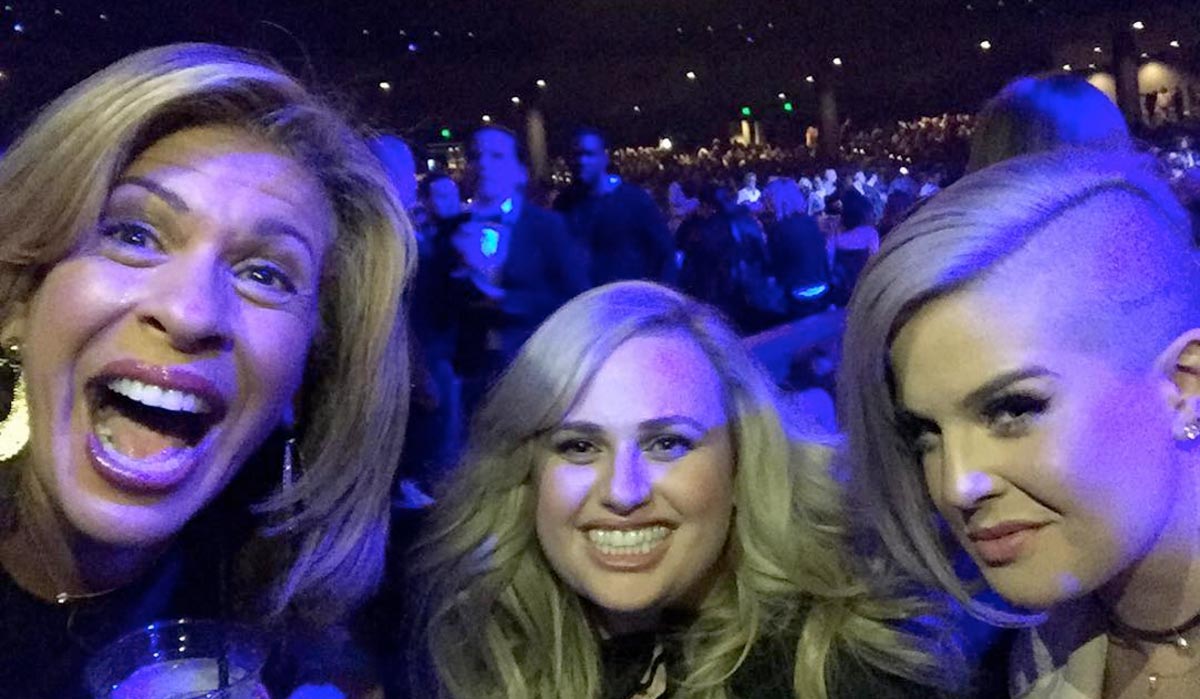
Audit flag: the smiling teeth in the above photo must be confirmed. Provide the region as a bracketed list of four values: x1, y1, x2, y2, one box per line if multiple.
[586, 526, 669, 555]
[96, 423, 116, 449]
[106, 378, 211, 414]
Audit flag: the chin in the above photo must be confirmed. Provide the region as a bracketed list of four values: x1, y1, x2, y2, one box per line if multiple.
[986, 571, 1087, 612]
[67, 499, 190, 549]
[55, 474, 196, 550]
[582, 584, 667, 619]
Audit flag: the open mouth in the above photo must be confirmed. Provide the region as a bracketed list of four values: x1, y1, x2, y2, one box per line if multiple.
[85, 371, 227, 494]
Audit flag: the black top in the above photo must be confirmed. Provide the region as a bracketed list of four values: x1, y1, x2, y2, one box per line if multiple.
[765, 214, 830, 294]
[554, 181, 677, 287]
[599, 632, 947, 699]
[0, 543, 220, 698]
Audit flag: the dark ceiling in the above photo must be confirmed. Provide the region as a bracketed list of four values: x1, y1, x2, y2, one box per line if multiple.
[0, 0, 1195, 149]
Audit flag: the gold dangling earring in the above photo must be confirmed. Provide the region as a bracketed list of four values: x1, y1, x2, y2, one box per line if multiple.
[0, 343, 30, 462]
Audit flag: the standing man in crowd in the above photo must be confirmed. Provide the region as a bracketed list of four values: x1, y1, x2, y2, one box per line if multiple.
[554, 126, 676, 287]
[440, 125, 587, 413]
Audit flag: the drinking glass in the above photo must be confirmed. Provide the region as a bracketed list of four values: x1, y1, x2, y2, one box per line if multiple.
[86, 618, 269, 699]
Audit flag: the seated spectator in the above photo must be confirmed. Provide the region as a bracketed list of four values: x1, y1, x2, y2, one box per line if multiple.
[830, 190, 880, 305]
[763, 178, 832, 317]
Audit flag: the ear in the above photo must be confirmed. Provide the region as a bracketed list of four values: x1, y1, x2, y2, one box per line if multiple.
[1155, 329, 1200, 440]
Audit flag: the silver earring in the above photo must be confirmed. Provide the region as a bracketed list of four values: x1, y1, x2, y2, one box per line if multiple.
[282, 434, 297, 490]
[1185, 422, 1200, 442]
[280, 433, 302, 533]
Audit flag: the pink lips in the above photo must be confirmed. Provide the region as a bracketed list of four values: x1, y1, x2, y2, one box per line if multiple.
[85, 360, 227, 495]
[87, 433, 208, 494]
[967, 521, 1047, 566]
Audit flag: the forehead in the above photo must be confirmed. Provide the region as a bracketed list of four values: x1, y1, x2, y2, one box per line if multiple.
[123, 126, 323, 203]
[564, 333, 726, 426]
[891, 191, 1177, 411]
[118, 124, 335, 249]
[890, 288, 1041, 412]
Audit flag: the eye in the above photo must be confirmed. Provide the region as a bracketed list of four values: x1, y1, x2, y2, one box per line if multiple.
[910, 430, 942, 457]
[237, 262, 297, 294]
[897, 413, 941, 458]
[645, 434, 695, 461]
[981, 393, 1050, 437]
[98, 221, 163, 255]
[554, 438, 600, 464]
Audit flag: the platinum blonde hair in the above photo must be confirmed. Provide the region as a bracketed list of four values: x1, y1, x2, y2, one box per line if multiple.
[0, 43, 415, 624]
[413, 281, 954, 699]
[838, 148, 1198, 625]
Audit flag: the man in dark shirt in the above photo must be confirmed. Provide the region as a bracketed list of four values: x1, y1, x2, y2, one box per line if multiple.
[439, 126, 587, 414]
[554, 126, 677, 288]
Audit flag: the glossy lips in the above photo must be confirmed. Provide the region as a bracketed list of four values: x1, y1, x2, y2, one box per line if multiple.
[86, 360, 228, 494]
[967, 521, 1047, 566]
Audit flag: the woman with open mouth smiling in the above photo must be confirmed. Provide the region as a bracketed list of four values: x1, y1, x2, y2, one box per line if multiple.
[409, 281, 960, 699]
[839, 149, 1200, 698]
[0, 44, 414, 696]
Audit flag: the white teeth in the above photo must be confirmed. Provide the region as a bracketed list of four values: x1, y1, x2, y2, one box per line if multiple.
[96, 423, 115, 448]
[106, 378, 211, 414]
[586, 526, 670, 555]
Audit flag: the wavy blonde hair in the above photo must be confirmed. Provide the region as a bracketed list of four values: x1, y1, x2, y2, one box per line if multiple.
[838, 148, 1199, 626]
[0, 43, 415, 624]
[412, 281, 954, 699]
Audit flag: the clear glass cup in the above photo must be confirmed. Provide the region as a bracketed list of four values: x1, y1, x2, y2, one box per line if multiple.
[86, 618, 270, 699]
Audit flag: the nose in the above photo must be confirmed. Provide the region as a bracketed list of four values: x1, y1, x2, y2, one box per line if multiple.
[137, 250, 234, 354]
[936, 429, 1000, 512]
[601, 446, 653, 514]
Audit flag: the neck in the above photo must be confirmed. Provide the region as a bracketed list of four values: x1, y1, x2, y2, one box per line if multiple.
[0, 479, 164, 601]
[597, 607, 662, 639]
[1099, 462, 1200, 633]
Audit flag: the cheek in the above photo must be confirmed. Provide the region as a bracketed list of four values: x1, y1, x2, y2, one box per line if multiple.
[663, 451, 735, 531]
[236, 308, 318, 410]
[1052, 392, 1177, 542]
[535, 464, 596, 536]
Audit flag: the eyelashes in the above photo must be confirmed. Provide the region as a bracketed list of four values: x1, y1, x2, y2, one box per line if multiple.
[95, 218, 303, 300]
[550, 433, 698, 464]
[899, 390, 1052, 455]
[981, 393, 1051, 436]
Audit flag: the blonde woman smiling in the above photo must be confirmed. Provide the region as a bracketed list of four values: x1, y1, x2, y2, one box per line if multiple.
[410, 281, 959, 699]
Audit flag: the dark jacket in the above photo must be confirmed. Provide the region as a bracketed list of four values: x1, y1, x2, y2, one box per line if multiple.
[554, 181, 677, 287]
[438, 203, 589, 376]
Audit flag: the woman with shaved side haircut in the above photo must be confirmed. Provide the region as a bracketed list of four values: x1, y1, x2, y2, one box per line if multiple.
[839, 148, 1200, 698]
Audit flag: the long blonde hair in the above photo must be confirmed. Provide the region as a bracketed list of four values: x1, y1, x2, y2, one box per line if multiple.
[838, 148, 1198, 625]
[0, 43, 416, 624]
[412, 281, 953, 699]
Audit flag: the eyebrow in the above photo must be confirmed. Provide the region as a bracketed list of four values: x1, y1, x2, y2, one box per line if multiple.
[554, 415, 711, 435]
[895, 366, 1059, 428]
[114, 176, 190, 213]
[255, 218, 320, 261]
[959, 366, 1059, 410]
[112, 177, 320, 260]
